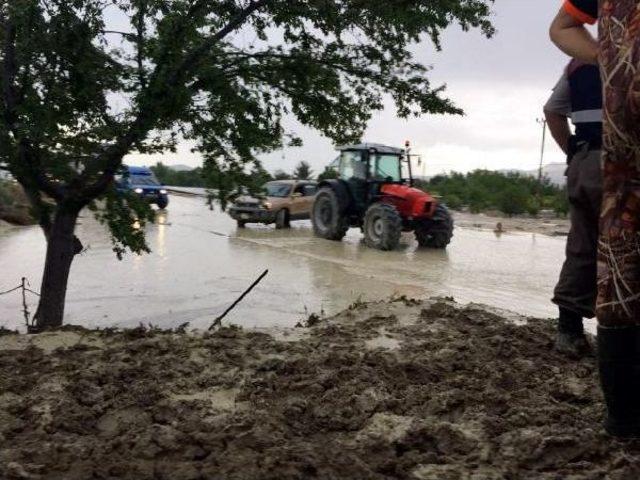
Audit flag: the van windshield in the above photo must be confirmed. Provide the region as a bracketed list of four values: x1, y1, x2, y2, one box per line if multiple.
[130, 173, 160, 186]
[264, 183, 292, 198]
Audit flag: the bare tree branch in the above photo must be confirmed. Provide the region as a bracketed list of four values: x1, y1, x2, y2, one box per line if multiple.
[101, 30, 136, 39]
[134, 1, 147, 90]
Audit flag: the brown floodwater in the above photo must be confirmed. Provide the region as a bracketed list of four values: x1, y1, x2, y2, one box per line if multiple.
[0, 194, 577, 331]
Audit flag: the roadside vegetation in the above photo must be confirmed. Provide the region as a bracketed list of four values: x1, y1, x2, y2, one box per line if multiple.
[0, 180, 35, 226]
[150, 163, 206, 188]
[417, 170, 570, 217]
[152, 159, 329, 187]
[272, 161, 315, 181]
[317, 166, 340, 181]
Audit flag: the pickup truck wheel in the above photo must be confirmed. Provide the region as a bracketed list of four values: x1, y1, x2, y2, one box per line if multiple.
[275, 209, 290, 229]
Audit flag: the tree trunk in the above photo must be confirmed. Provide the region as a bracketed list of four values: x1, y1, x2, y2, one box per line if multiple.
[596, 2, 640, 325]
[33, 209, 80, 330]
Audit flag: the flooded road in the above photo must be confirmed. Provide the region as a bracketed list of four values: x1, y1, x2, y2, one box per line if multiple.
[1, 194, 570, 331]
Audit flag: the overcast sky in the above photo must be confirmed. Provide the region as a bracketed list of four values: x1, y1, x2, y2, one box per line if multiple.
[127, 0, 579, 176]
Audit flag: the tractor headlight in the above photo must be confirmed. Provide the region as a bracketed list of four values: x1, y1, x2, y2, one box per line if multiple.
[134, 188, 143, 194]
[159, 189, 167, 194]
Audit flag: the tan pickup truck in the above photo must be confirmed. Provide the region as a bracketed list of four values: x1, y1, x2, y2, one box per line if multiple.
[228, 180, 318, 228]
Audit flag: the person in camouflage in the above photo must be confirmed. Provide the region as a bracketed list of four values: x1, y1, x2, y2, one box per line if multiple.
[551, 0, 640, 438]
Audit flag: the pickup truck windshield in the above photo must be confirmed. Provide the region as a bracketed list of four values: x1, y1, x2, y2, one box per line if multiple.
[264, 183, 292, 198]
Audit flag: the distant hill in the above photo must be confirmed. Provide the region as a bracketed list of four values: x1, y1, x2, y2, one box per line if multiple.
[166, 164, 194, 172]
[498, 163, 566, 187]
[525, 163, 566, 187]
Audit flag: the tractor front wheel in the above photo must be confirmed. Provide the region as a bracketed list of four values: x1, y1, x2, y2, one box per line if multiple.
[312, 187, 349, 241]
[415, 204, 454, 249]
[363, 203, 402, 251]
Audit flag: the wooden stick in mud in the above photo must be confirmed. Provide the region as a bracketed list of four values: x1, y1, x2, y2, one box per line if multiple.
[21, 277, 30, 327]
[209, 269, 269, 330]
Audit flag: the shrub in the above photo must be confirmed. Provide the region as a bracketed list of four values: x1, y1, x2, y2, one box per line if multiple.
[552, 188, 570, 217]
[526, 198, 541, 217]
[0, 180, 15, 207]
[497, 185, 529, 216]
[443, 194, 463, 211]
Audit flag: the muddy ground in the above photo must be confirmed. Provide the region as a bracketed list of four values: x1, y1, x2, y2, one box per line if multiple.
[1, 298, 639, 480]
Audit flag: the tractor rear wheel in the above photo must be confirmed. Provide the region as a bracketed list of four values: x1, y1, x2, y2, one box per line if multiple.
[363, 203, 402, 251]
[312, 187, 349, 241]
[415, 204, 454, 249]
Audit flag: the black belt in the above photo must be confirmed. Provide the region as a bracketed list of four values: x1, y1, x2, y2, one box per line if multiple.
[567, 135, 601, 161]
[584, 136, 602, 150]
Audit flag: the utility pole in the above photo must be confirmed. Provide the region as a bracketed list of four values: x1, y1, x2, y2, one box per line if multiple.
[536, 117, 547, 199]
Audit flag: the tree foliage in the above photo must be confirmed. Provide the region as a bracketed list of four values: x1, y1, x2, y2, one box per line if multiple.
[317, 165, 339, 182]
[273, 169, 292, 180]
[293, 161, 312, 180]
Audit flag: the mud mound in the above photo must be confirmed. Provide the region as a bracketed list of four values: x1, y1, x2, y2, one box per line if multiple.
[1, 299, 640, 479]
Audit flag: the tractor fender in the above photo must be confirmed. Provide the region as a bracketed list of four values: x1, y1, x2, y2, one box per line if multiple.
[317, 179, 351, 213]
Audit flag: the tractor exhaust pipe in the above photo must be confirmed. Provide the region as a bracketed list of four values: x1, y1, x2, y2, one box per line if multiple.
[405, 140, 414, 187]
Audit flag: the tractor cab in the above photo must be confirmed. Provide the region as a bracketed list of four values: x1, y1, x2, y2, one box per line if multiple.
[312, 142, 454, 251]
[337, 144, 410, 213]
[337, 143, 408, 183]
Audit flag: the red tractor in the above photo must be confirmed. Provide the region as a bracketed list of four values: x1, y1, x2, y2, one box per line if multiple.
[311, 143, 453, 251]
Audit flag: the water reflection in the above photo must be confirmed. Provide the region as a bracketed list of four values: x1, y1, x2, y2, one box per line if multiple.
[155, 210, 169, 258]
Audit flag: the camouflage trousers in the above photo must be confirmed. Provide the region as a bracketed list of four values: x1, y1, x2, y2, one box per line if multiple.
[596, 2, 640, 326]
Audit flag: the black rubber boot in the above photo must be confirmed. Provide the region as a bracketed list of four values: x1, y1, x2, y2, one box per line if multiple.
[555, 308, 590, 357]
[598, 324, 640, 438]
